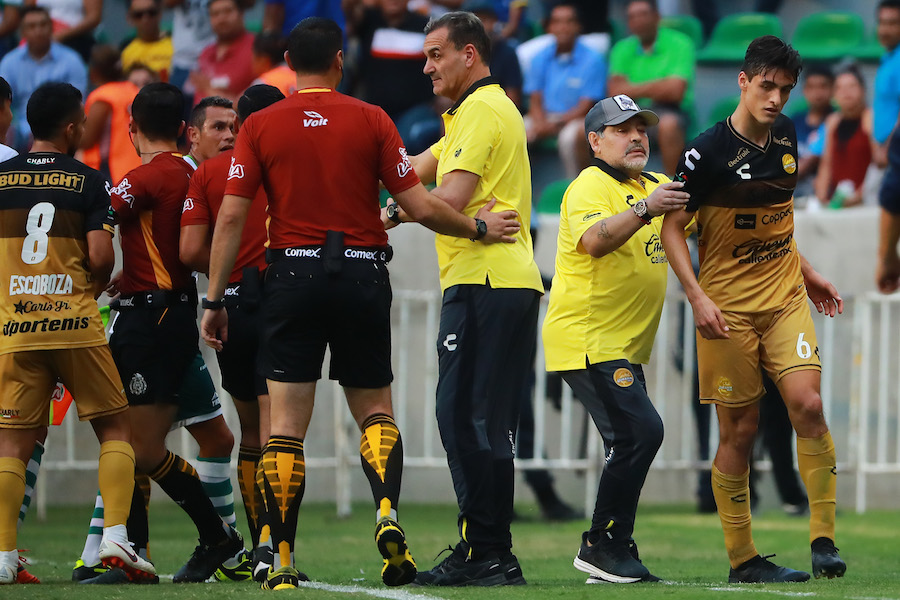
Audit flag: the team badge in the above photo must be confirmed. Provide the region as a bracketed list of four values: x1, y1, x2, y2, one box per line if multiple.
[613, 368, 634, 387]
[782, 153, 797, 174]
[129, 373, 148, 396]
[717, 377, 733, 398]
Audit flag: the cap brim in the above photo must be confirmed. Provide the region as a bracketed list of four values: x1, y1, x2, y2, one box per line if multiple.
[605, 109, 660, 127]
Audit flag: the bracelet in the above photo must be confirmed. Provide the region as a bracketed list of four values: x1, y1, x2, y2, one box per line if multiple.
[201, 297, 225, 310]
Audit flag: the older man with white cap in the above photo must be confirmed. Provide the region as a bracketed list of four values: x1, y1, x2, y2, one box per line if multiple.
[542, 94, 690, 584]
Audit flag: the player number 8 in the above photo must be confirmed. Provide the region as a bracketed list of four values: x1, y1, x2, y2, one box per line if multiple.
[796, 332, 812, 360]
[21, 202, 56, 264]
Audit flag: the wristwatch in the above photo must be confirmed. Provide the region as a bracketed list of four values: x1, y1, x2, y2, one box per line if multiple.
[201, 297, 225, 310]
[386, 202, 402, 224]
[633, 199, 652, 225]
[471, 218, 487, 241]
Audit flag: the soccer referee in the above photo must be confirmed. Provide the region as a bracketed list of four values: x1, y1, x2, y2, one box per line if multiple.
[543, 95, 689, 584]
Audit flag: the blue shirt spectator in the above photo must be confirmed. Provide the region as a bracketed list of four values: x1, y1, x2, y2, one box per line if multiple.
[264, 0, 344, 38]
[0, 6, 87, 150]
[524, 39, 605, 114]
[874, 45, 900, 144]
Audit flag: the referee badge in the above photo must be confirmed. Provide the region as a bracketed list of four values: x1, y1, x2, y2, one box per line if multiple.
[613, 368, 634, 387]
[782, 154, 797, 174]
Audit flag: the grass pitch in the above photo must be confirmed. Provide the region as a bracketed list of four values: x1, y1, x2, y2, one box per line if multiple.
[12, 501, 900, 599]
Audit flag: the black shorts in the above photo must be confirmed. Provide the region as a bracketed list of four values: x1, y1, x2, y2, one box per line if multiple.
[109, 302, 199, 406]
[259, 257, 393, 388]
[217, 284, 267, 401]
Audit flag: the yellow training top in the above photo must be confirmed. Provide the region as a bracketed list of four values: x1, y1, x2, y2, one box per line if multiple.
[543, 160, 671, 370]
[430, 78, 542, 293]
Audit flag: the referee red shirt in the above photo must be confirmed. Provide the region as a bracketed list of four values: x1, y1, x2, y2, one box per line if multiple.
[224, 88, 420, 248]
[182, 149, 268, 283]
[109, 152, 194, 295]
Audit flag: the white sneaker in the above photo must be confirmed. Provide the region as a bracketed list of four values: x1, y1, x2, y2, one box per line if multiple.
[98, 525, 157, 582]
[0, 550, 17, 584]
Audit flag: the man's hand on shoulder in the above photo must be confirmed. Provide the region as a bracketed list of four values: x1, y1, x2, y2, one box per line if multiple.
[646, 181, 689, 217]
[475, 198, 520, 244]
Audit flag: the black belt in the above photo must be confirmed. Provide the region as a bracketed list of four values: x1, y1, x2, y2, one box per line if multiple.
[266, 245, 393, 264]
[115, 289, 194, 310]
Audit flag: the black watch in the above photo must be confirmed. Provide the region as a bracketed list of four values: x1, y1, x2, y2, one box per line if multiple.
[471, 218, 487, 241]
[386, 202, 402, 224]
[202, 297, 225, 310]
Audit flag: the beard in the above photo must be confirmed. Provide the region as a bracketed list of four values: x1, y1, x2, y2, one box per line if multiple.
[622, 153, 648, 172]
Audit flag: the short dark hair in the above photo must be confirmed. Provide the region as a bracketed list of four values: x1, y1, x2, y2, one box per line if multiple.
[131, 82, 184, 141]
[879, 1, 900, 12]
[804, 63, 834, 84]
[549, 1, 582, 21]
[254, 31, 287, 65]
[21, 5, 50, 21]
[208, 0, 242, 12]
[27, 82, 82, 141]
[237, 84, 285, 122]
[90, 44, 122, 83]
[129, 0, 161, 8]
[835, 61, 866, 89]
[626, 0, 657, 11]
[189, 96, 233, 130]
[424, 11, 491, 65]
[0, 77, 11, 103]
[741, 35, 802, 85]
[287, 17, 343, 74]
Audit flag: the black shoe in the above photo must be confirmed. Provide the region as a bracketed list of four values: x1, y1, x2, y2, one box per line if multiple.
[414, 543, 524, 587]
[728, 554, 810, 583]
[573, 531, 649, 583]
[625, 539, 662, 581]
[811, 538, 846, 579]
[375, 517, 417, 586]
[173, 528, 245, 583]
[81, 567, 159, 585]
[252, 545, 273, 583]
[540, 498, 582, 522]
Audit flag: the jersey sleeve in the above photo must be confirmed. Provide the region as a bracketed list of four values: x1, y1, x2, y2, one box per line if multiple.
[181, 162, 212, 227]
[224, 117, 264, 199]
[84, 170, 116, 234]
[109, 167, 153, 221]
[437, 99, 498, 178]
[565, 176, 614, 254]
[376, 108, 421, 196]
[430, 135, 445, 159]
[677, 133, 714, 212]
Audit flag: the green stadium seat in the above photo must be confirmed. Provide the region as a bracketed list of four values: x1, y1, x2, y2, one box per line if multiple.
[660, 14, 703, 48]
[705, 95, 740, 130]
[854, 32, 885, 62]
[536, 178, 572, 214]
[697, 13, 783, 63]
[609, 19, 627, 45]
[791, 12, 864, 62]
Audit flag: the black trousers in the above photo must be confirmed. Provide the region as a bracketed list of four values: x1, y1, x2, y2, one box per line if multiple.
[562, 360, 663, 540]
[435, 283, 540, 555]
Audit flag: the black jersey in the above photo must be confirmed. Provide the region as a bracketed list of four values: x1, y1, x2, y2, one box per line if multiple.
[0, 152, 114, 354]
[676, 114, 804, 312]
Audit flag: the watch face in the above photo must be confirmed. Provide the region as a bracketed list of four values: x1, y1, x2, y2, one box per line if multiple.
[634, 200, 647, 216]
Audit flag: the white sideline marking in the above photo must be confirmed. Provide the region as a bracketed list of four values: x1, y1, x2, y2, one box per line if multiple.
[300, 581, 443, 600]
[709, 587, 816, 597]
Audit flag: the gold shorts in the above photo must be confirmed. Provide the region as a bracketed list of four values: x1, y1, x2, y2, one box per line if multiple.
[0, 345, 127, 428]
[698, 292, 821, 408]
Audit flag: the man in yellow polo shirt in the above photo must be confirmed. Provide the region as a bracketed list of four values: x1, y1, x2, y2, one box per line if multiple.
[392, 10, 543, 587]
[543, 94, 689, 584]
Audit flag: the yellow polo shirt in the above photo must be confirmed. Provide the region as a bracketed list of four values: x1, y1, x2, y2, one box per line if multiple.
[429, 78, 543, 293]
[543, 160, 670, 371]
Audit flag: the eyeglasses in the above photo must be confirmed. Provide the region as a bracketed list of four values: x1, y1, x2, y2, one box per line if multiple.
[130, 9, 159, 19]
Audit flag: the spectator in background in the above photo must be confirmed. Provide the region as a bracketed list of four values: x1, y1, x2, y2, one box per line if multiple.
[0, 77, 15, 161]
[192, 0, 255, 103]
[465, 0, 522, 108]
[79, 45, 142, 184]
[608, 0, 694, 176]
[347, 0, 440, 155]
[524, 1, 605, 178]
[121, 0, 172, 81]
[167, 0, 214, 94]
[127, 62, 160, 88]
[35, 0, 102, 62]
[815, 64, 874, 209]
[790, 65, 834, 199]
[263, 0, 344, 37]
[874, 0, 900, 167]
[252, 31, 295, 95]
[0, 4, 21, 58]
[0, 5, 87, 151]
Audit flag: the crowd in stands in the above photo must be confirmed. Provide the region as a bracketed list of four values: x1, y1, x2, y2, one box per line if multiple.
[0, 0, 895, 211]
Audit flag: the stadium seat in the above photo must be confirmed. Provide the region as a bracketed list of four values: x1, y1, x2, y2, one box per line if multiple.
[660, 14, 703, 49]
[705, 95, 740, 130]
[536, 178, 572, 214]
[854, 31, 885, 62]
[697, 13, 783, 63]
[609, 19, 627, 44]
[791, 12, 865, 62]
